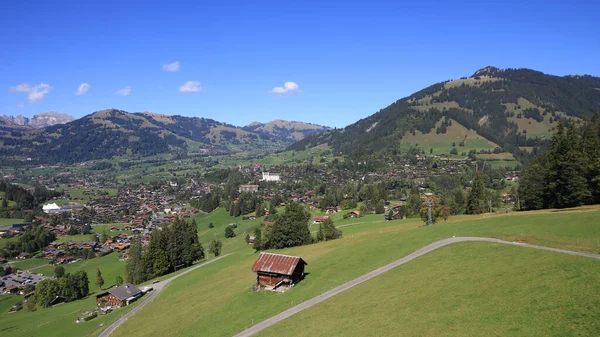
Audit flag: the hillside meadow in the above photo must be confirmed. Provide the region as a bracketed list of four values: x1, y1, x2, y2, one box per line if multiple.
[111, 207, 600, 337]
[1, 207, 598, 337]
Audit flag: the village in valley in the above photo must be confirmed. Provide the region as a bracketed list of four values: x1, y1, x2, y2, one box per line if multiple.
[0, 149, 520, 303]
[2, 4, 600, 334]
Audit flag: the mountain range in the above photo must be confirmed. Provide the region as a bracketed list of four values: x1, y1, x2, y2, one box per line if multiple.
[0, 112, 75, 129]
[0, 109, 330, 164]
[2, 66, 599, 165]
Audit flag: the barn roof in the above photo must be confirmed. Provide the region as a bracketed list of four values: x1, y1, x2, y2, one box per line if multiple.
[107, 284, 143, 300]
[251, 252, 307, 276]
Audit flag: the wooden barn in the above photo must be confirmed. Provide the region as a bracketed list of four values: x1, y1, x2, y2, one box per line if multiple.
[251, 252, 307, 292]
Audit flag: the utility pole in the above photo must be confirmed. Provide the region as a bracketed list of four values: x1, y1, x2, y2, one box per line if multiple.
[426, 198, 433, 226]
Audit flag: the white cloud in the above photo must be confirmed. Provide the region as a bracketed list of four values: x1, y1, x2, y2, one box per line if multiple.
[179, 81, 202, 93]
[163, 61, 180, 72]
[115, 86, 131, 96]
[15, 103, 24, 108]
[76, 82, 90, 95]
[270, 81, 300, 95]
[9, 83, 52, 102]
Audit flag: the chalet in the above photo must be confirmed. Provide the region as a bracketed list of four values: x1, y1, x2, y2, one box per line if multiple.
[312, 216, 329, 224]
[57, 256, 76, 264]
[251, 252, 307, 292]
[96, 284, 143, 307]
[325, 207, 339, 214]
[16, 252, 31, 260]
[343, 210, 361, 219]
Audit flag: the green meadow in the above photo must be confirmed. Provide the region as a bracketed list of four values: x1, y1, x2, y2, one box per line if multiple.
[1, 207, 599, 337]
[111, 207, 600, 337]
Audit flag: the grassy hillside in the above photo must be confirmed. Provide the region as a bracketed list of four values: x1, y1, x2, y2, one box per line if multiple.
[109, 207, 600, 337]
[2, 207, 599, 337]
[258, 242, 600, 337]
[400, 118, 499, 157]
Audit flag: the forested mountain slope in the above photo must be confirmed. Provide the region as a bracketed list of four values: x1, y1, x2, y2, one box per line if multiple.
[0, 109, 289, 164]
[290, 67, 600, 159]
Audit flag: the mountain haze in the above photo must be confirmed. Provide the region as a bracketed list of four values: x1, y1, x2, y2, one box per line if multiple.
[0, 112, 75, 129]
[243, 120, 330, 141]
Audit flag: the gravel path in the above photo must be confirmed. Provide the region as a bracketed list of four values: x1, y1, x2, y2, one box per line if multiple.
[233, 237, 600, 337]
[98, 253, 233, 337]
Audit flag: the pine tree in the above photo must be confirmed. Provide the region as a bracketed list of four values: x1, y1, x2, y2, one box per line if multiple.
[252, 228, 263, 251]
[466, 173, 486, 214]
[546, 121, 591, 208]
[126, 237, 145, 284]
[316, 224, 324, 241]
[406, 186, 421, 216]
[96, 268, 104, 290]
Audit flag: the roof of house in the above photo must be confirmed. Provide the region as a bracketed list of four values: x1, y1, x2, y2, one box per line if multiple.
[313, 216, 329, 221]
[251, 252, 307, 276]
[107, 284, 142, 300]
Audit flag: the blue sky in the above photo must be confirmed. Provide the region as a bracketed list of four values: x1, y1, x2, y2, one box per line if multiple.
[1, 0, 599, 128]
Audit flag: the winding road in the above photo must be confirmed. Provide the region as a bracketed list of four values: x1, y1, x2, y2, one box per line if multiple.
[99, 253, 233, 337]
[233, 237, 600, 337]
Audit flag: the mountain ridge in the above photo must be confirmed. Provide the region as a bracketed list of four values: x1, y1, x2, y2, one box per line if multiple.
[0, 111, 75, 129]
[0, 109, 329, 164]
[290, 66, 600, 160]
[243, 119, 330, 141]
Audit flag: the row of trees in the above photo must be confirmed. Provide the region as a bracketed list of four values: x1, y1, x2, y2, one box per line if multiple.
[32, 270, 89, 308]
[126, 218, 205, 284]
[519, 118, 600, 210]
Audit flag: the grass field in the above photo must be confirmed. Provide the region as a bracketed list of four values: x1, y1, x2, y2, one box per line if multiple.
[34, 253, 127, 292]
[0, 218, 25, 227]
[258, 242, 600, 337]
[9, 258, 50, 270]
[2, 207, 599, 337]
[400, 118, 499, 157]
[109, 207, 600, 337]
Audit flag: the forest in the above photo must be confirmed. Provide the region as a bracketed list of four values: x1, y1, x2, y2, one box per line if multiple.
[518, 117, 600, 210]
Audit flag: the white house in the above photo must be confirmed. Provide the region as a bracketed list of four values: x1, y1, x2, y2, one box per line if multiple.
[261, 172, 280, 182]
[42, 203, 61, 214]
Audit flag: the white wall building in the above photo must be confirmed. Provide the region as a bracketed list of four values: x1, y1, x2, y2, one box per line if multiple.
[261, 172, 280, 182]
[42, 203, 61, 214]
